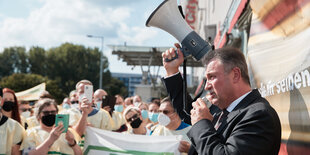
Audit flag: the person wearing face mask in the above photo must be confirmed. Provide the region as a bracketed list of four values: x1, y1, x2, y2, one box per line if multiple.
[93, 89, 122, 131]
[59, 96, 81, 127]
[132, 95, 142, 107]
[69, 90, 79, 110]
[19, 100, 33, 129]
[123, 106, 151, 135]
[21, 98, 82, 155]
[1, 88, 22, 124]
[137, 102, 151, 130]
[113, 94, 128, 132]
[151, 97, 191, 154]
[0, 87, 26, 155]
[58, 97, 70, 113]
[25, 91, 55, 130]
[146, 101, 160, 131]
[25, 104, 40, 129]
[73, 80, 114, 138]
[114, 95, 125, 113]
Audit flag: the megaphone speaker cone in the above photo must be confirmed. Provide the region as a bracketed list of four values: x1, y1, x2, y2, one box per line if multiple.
[146, 0, 212, 61]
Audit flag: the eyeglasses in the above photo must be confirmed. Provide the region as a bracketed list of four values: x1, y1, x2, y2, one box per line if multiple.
[20, 108, 32, 112]
[41, 110, 57, 116]
[71, 101, 79, 104]
[126, 114, 139, 122]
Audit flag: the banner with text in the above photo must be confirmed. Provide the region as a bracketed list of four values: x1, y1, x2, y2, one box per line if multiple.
[248, 0, 310, 151]
[84, 127, 181, 155]
[15, 83, 46, 101]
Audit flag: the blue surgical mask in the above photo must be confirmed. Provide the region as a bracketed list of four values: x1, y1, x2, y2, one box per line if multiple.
[148, 112, 159, 123]
[141, 110, 148, 119]
[63, 103, 70, 109]
[114, 105, 124, 112]
[96, 101, 102, 110]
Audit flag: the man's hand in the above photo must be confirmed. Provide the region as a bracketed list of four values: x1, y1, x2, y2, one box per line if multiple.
[80, 97, 92, 115]
[178, 140, 191, 153]
[190, 98, 213, 125]
[162, 43, 184, 76]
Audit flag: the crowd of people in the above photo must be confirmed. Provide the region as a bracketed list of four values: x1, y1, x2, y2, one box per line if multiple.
[0, 46, 282, 155]
[0, 79, 192, 154]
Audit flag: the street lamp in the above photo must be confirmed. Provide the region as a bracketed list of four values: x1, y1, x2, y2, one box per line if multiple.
[87, 34, 104, 89]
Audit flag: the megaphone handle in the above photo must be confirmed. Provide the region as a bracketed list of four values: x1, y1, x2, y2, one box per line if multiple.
[164, 51, 179, 62]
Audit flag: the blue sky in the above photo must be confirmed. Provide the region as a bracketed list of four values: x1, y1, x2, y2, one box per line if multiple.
[0, 0, 178, 76]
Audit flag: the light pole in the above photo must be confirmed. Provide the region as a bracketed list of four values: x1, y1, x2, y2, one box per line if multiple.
[87, 34, 104, 89]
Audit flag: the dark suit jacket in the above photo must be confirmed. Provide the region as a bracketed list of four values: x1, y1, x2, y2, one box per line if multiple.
[163, 73, 281, 155]
[162, 73, 220, 125]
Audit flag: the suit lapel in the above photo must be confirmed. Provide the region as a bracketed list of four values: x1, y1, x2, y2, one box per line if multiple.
[216, 89, 261, 133]
[217, 110, 239, 132]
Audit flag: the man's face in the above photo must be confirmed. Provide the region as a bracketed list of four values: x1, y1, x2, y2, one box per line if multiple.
[94, 91, 105, 103]
[133, 96, 141, 103]
[149, 103, 159, 113]
[124, 98, 133, 107]
[77, 83, 93, 105]
[77, 83, 85, 100]
[204, 59, 234, 109]
[70, 94, 78, 105]
[115, 96, 124, 105]
[19, 103, 32, 115]
[138, 104, 148, 111]
[159, 101, 177, 126]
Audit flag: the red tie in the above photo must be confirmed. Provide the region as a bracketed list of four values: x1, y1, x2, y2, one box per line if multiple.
[214, 110, 228, 130]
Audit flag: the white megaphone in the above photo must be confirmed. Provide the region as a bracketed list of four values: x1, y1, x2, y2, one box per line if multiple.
[146, 0, 211, 61]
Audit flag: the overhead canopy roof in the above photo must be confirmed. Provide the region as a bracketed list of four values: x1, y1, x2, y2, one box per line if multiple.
[108, 45, 204, 67]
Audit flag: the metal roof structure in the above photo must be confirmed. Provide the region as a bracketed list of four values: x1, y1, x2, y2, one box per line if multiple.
[108, 45, 204, 67]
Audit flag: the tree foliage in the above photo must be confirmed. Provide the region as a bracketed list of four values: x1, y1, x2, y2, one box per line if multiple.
[0, 73, 65, 103]
[0, 43, 128, 101]
[28, 46, 48, 76]
[0, 47, 28, 78]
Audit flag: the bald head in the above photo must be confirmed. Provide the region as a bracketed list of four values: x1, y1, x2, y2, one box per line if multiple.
[94, 89, 107, 102]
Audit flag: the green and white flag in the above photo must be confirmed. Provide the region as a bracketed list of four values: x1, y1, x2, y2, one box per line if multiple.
[84, 127, 182, 155]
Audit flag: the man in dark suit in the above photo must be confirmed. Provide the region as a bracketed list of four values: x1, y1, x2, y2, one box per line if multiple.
[162, 44, 281, 154]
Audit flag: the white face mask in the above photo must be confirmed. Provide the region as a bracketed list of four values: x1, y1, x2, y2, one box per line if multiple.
[133, 102, 140, 107]
[158, 113, 171, 126]
[21, 111, 31, 118]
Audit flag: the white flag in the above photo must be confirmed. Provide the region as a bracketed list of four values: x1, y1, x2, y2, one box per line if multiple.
[84, 127, 182, 155]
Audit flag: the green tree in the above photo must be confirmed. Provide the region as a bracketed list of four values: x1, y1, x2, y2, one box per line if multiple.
[28, 46, 48, 76]
[0, 47, 29, 78]
[0, 73, 65, 103]
[0, 43, 128, 101]
[45, 43, 110, 94]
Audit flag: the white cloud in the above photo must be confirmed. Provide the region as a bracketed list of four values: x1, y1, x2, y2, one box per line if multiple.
[0, 0, 133, 50]
[0, 0, 176, 76]
[117, 23, 158, 46]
